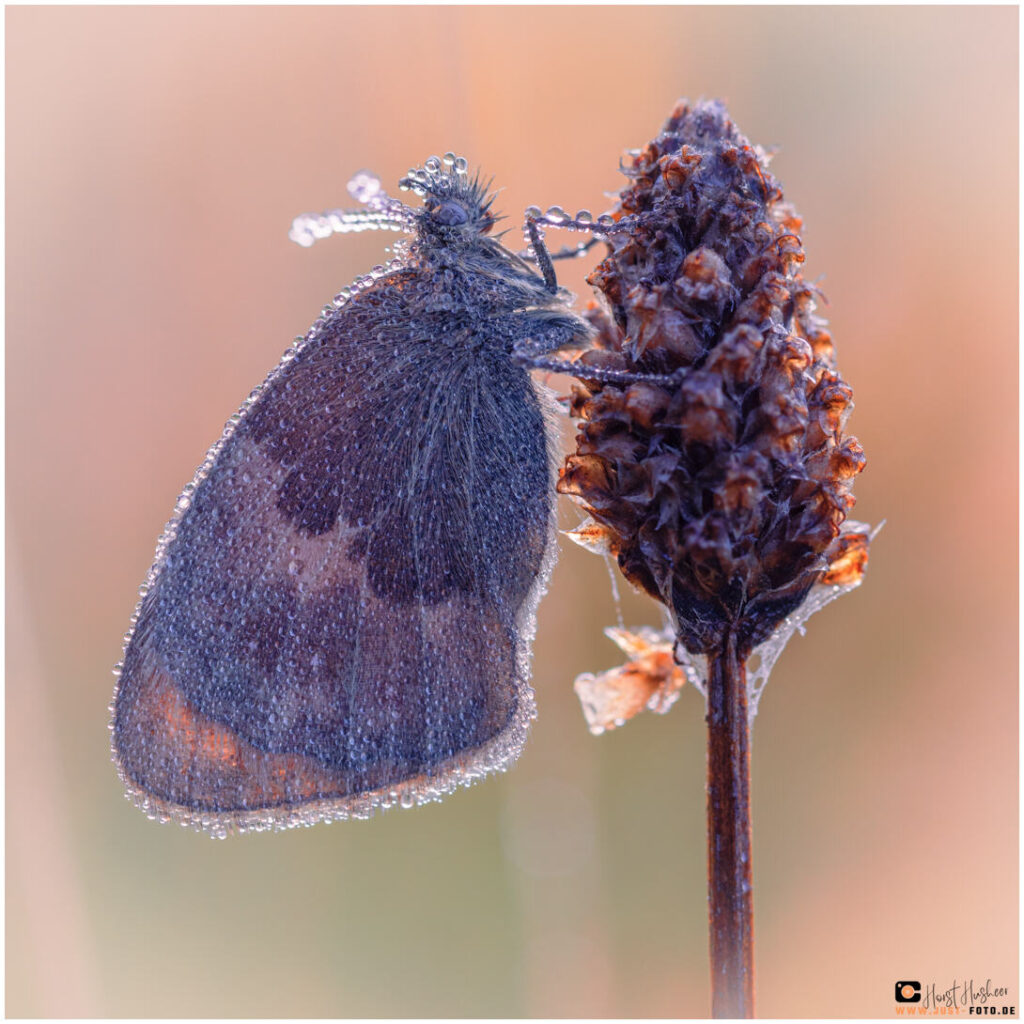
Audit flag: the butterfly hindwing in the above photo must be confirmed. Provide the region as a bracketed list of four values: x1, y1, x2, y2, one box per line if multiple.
[112, 273, 557, 834]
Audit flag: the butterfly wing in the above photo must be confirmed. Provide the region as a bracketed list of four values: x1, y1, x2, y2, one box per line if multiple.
[112, 274, 558, 835]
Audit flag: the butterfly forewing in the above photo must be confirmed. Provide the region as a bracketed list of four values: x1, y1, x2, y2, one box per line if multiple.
[112, 271, 558, 834]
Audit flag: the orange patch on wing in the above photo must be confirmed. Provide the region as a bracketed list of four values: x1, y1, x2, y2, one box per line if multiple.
[116, 649, 346, 813]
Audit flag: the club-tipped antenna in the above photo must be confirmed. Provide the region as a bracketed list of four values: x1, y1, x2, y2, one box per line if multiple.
[289, 170, 416, 248]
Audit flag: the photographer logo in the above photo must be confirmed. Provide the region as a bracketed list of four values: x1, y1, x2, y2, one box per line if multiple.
[897, 982, 923, 1004]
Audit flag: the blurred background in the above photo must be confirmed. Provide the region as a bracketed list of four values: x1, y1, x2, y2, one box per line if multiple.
[7, 6, 1017, 1018]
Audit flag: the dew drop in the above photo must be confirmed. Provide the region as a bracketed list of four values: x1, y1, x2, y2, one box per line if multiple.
[347, 171, 382, 204]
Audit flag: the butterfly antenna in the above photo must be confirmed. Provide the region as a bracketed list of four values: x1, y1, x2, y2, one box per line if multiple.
[289, 170, 416, 248]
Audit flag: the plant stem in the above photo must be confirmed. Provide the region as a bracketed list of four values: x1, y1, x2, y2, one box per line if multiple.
[706, 630, 755, 1018]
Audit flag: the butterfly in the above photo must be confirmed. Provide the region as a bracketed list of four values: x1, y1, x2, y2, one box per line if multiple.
[110, 155, 621, 836]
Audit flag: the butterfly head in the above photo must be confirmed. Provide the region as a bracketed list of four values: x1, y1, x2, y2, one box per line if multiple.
[399, 156, 498, 238]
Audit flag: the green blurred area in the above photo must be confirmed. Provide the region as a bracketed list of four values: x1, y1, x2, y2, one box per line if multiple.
[7, 6, 1017, 1017]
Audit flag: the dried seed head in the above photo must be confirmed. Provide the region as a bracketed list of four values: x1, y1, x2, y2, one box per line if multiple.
[560, 99, 870, 660]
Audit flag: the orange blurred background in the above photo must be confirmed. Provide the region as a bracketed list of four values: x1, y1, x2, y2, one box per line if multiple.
[7, 6, 1017, 1018]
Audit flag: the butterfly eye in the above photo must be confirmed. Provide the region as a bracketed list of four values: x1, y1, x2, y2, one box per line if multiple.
[430, 200, 469, 226]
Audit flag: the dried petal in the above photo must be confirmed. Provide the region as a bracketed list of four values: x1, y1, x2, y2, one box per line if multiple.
[573, 627, 686, 734]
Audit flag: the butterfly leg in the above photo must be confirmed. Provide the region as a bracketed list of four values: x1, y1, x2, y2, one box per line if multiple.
[518, 229, 603, 267]
[519, 207, 630, 271]
[510, 314, 684, 387]
[549, 235, 603, 262]
[524, 218, 559, 292]
[516, 209, 683, 386]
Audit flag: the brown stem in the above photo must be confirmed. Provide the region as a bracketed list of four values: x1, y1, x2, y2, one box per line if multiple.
[705, 630, 755, 1018]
